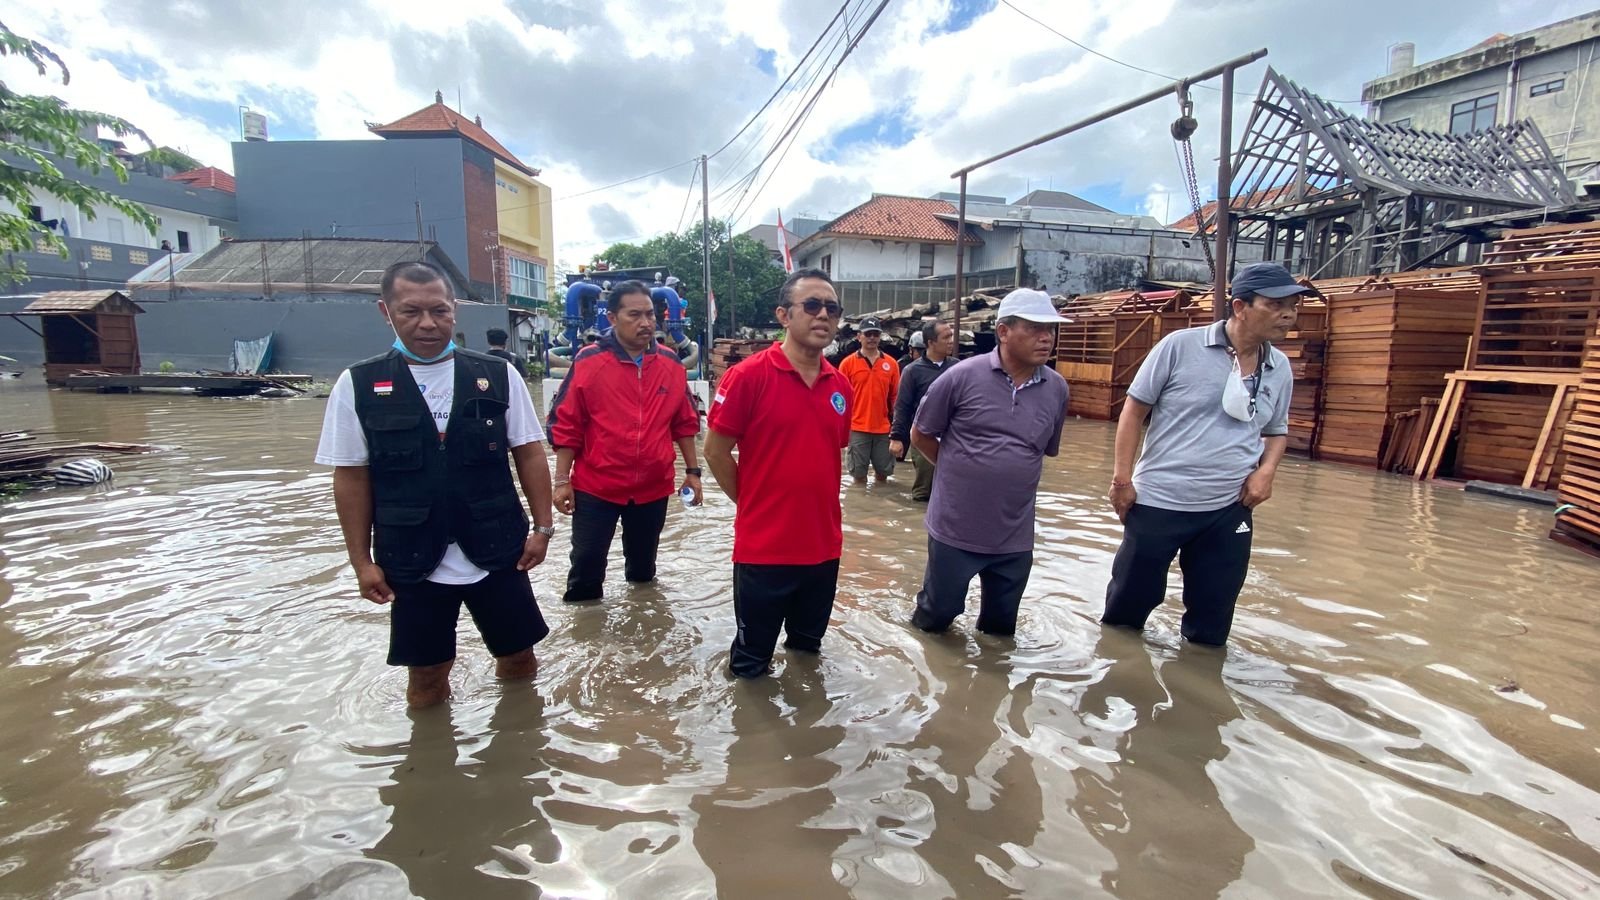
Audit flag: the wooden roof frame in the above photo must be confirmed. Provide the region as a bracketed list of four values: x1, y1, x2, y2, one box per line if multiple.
[1226, 68, 1573, 238]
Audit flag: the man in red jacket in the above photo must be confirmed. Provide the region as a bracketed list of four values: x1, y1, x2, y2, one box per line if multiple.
[547, 281, 702, 602]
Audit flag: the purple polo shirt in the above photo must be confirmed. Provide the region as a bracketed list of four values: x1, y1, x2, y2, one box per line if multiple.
[913, 349, 1069, 554]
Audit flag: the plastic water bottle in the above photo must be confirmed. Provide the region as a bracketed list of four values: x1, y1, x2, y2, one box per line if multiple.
[679, 485, 697, 509]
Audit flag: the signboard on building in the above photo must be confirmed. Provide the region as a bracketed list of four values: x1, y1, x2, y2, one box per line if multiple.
[241, 110, 269, 142]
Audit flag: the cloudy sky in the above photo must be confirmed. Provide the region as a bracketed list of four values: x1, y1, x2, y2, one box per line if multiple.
[3, 0, 1589, 265]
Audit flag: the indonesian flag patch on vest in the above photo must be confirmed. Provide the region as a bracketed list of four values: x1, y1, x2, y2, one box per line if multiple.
[373, 381, 394, 395]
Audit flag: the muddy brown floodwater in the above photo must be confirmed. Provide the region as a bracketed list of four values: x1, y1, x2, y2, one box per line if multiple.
[0, 374, 1597, 899]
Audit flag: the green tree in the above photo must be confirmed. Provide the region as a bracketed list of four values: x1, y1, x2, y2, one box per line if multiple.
[594, 218, 787, 338]
[1, 22, 158, 285]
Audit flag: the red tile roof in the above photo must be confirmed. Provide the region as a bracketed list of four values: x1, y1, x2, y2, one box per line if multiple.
[1167, 186, 1300, 231]
[369, 97, 539, 176]
[166, 166, 236, 194]
[799, 195, 984, 251]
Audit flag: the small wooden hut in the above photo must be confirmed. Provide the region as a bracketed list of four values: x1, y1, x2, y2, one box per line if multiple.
[3, 291, 144, 385]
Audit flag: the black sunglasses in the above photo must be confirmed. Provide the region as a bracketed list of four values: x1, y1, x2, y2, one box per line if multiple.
[791, 299, 843, 318]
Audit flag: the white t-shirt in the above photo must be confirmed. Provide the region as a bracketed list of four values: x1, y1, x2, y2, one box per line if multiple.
[315, 357, 545, 584]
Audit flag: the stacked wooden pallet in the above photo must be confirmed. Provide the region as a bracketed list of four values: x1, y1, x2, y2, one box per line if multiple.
[708, 339, 769, 383]
[1553, 331, 1600, 557]
[1054, 290, 1193, 419]
[1315, 283, 1477, 465]
[1415, 224, 1599, 489]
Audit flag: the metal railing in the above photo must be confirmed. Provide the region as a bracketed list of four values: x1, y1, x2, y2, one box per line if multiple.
[833, 268, 1013, 317]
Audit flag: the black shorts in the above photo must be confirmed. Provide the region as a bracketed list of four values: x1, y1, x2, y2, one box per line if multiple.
[387, 567, 550, 667]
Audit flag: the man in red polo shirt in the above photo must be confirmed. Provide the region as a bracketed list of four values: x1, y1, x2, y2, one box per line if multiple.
[547, 281, 702, 602]
[704, 267, 853, 678]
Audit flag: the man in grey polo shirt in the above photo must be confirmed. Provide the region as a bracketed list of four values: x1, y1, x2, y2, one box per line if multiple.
[1101, 262, 1311, 645]
[909, 289, 1069, 636]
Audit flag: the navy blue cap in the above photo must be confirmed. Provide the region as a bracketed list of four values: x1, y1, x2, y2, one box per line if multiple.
[1231, 262, 1315, 299]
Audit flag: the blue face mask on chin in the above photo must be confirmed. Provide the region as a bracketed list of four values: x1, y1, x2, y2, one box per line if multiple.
[392, 336, 455, 364]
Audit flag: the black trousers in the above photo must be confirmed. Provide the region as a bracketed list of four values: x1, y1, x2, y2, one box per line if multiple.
[1101, 502, 1254, 645]
[729, 560, 840, 678]
[563, 491, 670, 602]
[911, 535, 1034, 636]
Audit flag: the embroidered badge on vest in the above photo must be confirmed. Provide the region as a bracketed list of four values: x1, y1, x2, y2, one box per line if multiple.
[373, 380, 393, 395]
[476, 377, 490, 391]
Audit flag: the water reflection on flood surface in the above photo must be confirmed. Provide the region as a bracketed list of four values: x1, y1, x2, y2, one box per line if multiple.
[1, 375, 1597, 898]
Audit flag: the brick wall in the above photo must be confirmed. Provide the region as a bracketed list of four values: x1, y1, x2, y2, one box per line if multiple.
[462, 153, 498, 296]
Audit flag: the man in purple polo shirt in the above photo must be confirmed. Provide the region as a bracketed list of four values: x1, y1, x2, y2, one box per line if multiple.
[909, 289, 1069, 636]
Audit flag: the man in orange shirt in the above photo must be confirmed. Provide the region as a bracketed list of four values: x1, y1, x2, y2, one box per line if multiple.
[839, 317, 900, 486]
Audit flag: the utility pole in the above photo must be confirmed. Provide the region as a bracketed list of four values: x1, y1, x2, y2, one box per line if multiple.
[700, 154, 712, 358]
[727, 231, 736, 336]
[1213, 66, 1236, 321]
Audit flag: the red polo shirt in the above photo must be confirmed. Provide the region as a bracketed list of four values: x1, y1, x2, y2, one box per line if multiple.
[708, 342, 853, 565]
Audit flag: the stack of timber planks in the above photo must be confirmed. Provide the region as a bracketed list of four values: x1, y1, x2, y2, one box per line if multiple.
[1054, 290, 1191, 420]
[1413, 226, 1599, 489]
[1553, 329, 1600, 557]
[709, 339, 769, 384]
[1315, 284, 1477, 465]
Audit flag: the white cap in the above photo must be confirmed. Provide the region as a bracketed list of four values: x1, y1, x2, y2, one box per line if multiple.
[997, 288, 1061, 324]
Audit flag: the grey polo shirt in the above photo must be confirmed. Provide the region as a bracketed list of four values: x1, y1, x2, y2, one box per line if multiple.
[914, 349, 1069, 554]
[1127, 320, 1292, 512]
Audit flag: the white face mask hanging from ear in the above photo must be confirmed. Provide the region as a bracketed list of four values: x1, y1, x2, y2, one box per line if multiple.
[1221, 352, 1255, 422]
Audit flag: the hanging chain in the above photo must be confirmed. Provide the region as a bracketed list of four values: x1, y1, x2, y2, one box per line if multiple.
[1175, 91, 1216, 282]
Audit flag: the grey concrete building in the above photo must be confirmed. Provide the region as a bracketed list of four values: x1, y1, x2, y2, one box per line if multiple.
[234, 138, 491, 298]
[1363, 11, 1600, 181]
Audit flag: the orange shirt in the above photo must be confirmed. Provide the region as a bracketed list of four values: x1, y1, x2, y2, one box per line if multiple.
[839, 350, 899, 434]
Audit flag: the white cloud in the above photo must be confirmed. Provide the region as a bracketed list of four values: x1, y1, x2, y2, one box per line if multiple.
[3, 0, 1592, 262]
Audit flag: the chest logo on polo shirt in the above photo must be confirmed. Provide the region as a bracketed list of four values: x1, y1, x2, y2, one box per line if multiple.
[881, 361, 891, 371]
[830, 392, 846, 415]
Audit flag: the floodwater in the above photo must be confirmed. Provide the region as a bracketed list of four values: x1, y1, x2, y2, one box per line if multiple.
[1, 374, 1597, 900]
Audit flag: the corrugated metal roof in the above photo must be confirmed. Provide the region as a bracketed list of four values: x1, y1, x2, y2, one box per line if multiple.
[150, 238, 473, 296]
[23, 290, 143, 313]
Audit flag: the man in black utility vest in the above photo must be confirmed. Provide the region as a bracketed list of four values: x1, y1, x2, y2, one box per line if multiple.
[316, 261, 557, 708]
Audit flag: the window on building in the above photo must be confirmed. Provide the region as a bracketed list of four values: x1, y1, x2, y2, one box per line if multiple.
[107, 218, 126, 244]
[1449, 93, 1498, 135]
[1391, 117, 1412, 128]
[176, 230, 191, 253]
[508, 256, 546, 301]
[821, 254, 832, 275]
[919, 243, 935, 277]
[1530, 78, 1566, 98]
[27, 206, 43, 222]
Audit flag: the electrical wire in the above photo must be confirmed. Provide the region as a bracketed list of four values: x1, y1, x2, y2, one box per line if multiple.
[707, 0, 853, 160]
[674, 163, 700, 234]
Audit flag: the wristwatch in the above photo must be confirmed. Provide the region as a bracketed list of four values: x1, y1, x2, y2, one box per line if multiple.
[684, 467, 703, 477]
[533, 524, 556, 537]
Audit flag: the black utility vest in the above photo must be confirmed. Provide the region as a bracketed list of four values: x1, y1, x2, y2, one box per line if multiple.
[350, 348, 528, 584]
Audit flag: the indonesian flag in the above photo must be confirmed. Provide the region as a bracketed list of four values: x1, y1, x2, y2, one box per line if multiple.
[777, 210, 795, 273]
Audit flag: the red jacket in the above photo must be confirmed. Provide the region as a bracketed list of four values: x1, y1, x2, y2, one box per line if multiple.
[547, 334, 700, 504]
